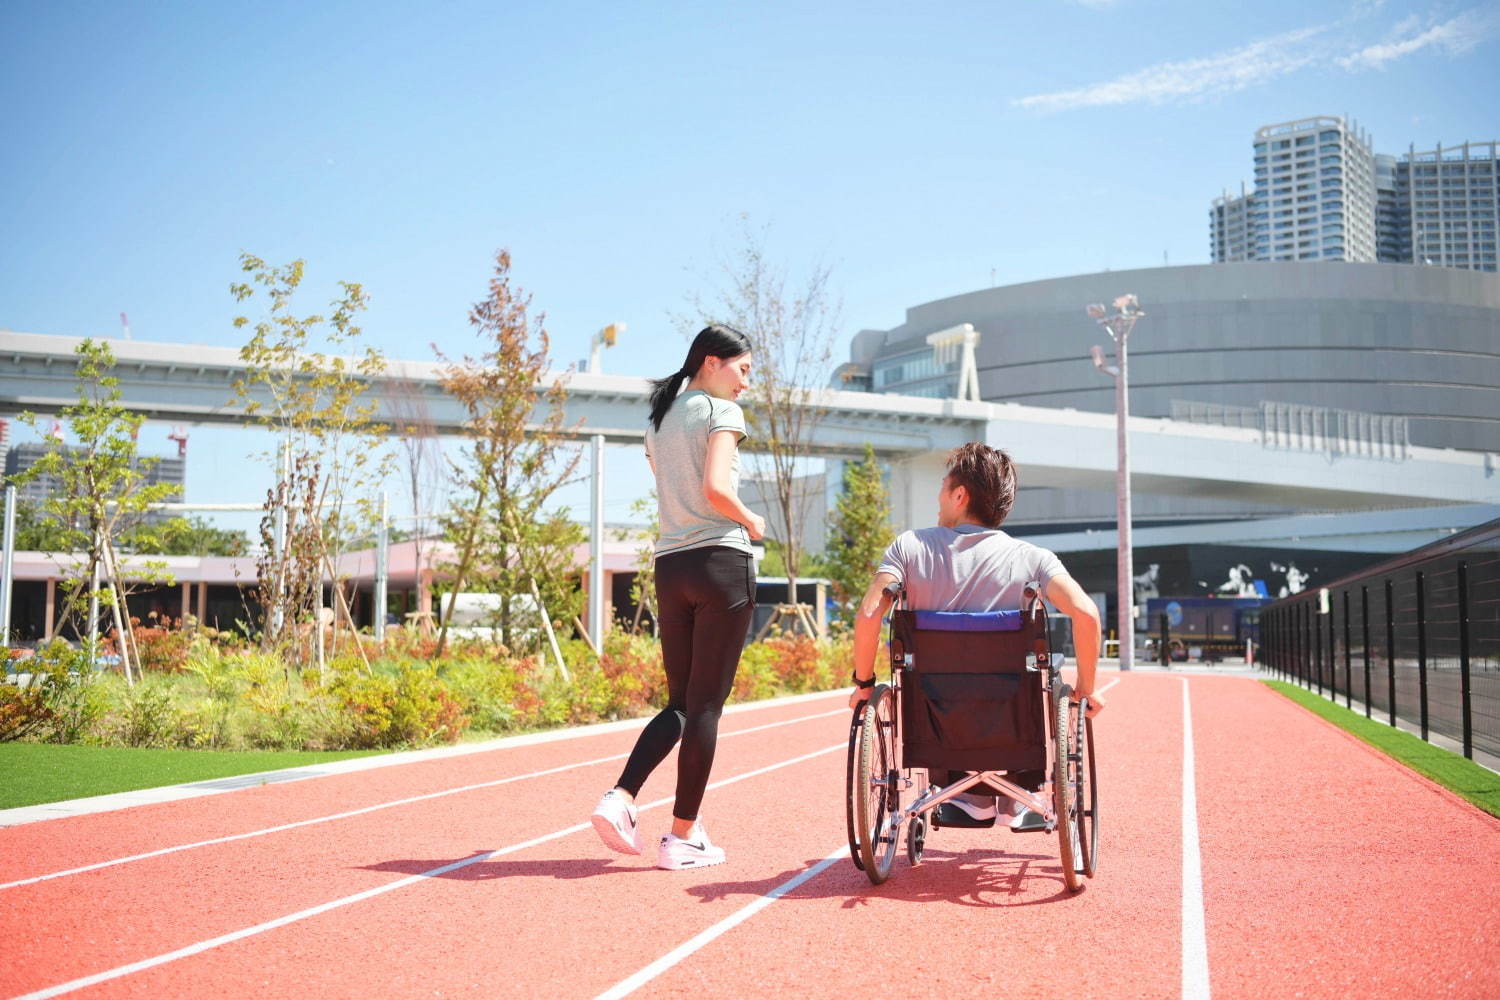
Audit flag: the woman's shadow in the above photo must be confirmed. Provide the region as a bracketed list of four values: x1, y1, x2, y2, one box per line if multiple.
[359, 854, 657, 882]
[359, 847, 1084, 907]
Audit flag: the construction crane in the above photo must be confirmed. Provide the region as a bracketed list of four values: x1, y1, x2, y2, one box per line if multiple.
[167, 425, 188, 459]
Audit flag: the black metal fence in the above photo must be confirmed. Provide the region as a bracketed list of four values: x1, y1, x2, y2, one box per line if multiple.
[1261, 516, 1500, 761]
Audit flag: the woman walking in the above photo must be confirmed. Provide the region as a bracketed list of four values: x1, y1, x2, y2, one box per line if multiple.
[591, 325, 764, 870]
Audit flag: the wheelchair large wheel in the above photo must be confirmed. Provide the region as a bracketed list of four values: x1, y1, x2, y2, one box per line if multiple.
[1052, 688, 1082, 893]
[1074, 707, 1100, 878]
[854, 683, 901, 884]
[844, 703, 866, 872]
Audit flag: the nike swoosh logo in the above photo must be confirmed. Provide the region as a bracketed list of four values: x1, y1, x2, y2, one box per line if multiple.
[685, 841, 707, 852]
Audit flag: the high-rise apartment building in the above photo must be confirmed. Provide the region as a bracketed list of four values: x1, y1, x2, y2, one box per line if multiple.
[1375, 154, 1405, 263]
[1210, 183, 1254, 262]
[4, 443, 185, 523]
[1252, 116, 1376, 262]
[1397, 141, 1499, 271]
[1213, 118, 1498, 272]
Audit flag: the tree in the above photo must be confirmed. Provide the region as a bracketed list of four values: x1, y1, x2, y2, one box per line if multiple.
[122, 515, 248, 557]
[823, 443, 895, 621]
[230, 254, 391, 666]
[386, 376, 443, 621]
[688, 218, 839, 633]
[613, 492, 658, 633]
[435, 250, 583, 660]
[12, 340, 179, 680]
[9, 499, 75, 552]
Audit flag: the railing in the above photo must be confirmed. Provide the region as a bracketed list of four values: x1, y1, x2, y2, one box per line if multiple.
[1170, 399, 1410, 461]
[1260, 517, 1500, 761]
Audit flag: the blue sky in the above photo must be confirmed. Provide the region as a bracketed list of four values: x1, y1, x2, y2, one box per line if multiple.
[2, 0, 1497, 531]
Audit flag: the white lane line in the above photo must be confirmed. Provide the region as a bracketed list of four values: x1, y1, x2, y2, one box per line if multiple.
[591, 676, 1127, 1000]
[0, 707, 848, 893]
[595, 843, 850, 1000]
[1180, 678, 1211, 1000]
[11, 741, 847, 1000]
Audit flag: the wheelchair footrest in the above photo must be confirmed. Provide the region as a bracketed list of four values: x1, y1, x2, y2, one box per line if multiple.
[1008, 809, 1049, 834]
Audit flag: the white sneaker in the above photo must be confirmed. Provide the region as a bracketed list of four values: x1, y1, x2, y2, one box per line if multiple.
[950, 793, 999, 822]
[656, 822, 726, 870]
[591, 789, 642, 855]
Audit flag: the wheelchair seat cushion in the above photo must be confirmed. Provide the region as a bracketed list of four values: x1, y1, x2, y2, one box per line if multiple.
[912, 610, 1023, 632]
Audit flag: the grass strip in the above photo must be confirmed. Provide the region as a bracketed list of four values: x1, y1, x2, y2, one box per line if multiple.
[1264, 680, 1500, 818]
[0, 744, 383, 810]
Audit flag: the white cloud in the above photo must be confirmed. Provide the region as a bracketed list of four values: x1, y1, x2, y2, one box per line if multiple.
[1013, 3, 1499, 114]
[1336, 7, 1500, 70]
[1014, 25, 1330, 113]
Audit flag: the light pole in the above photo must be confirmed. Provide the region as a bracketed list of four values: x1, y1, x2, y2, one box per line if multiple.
[1087, 294, 1145, 671]
[587, 322, 625, 654]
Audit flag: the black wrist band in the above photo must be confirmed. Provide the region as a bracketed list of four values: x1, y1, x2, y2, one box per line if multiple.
[851, 672, 876, 689]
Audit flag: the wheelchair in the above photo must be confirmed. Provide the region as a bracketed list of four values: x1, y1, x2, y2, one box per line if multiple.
[844, 583, 1099, 890]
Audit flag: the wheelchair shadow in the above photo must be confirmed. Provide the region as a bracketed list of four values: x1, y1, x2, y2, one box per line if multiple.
[359, 854, 653, 882]
[689, 848, 1083, 910]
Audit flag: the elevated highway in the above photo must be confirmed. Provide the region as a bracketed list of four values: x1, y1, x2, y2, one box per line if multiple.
[4, 332, 1498, 532]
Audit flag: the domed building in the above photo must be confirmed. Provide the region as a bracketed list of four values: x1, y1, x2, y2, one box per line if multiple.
[841, 260, 1500, 531]
[829, 261, 1500, 631]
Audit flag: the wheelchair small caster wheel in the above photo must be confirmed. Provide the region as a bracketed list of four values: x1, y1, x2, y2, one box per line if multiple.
[907, 814, 927, 866]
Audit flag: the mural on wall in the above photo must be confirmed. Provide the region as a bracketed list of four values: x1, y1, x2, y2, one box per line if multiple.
[1131, 563, 1160, 606]
[1211, 563, 1260, 597]
[1193, 558, 1319, 598]
[1065, 544, 1373, 611]
[1270, 561, 1312, 597]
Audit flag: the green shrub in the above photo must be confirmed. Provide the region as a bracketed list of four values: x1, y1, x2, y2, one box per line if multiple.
[0, 684, 53, 741]
[116, 677, 183, 747]
[597, 631, 664, 716]
[330, 662, 468, 748]
[441, 655, 526, 733]
[44, 670, 112, 744]
[0, 641, 108, 743]
[183, 640, 241, 747]
[732, 641, 779, 703]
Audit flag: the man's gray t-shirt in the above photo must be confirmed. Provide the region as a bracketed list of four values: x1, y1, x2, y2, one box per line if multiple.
[876, 524, 1065, 611]
[645, 389, 753, 558]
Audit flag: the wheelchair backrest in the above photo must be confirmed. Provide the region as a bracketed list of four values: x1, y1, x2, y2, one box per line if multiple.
[889, 594, 1050, 773]
[888, 589, 1048, 677]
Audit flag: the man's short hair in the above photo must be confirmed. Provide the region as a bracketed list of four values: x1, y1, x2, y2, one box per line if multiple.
[945, 442, 1016, 528]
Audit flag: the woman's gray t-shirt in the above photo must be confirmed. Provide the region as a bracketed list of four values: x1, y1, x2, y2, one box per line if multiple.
[645, 389, 753, 559]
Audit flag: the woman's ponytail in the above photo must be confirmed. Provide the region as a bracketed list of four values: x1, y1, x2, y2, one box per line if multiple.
[647, 325, 754, 432]
[647, 370, 690, 432]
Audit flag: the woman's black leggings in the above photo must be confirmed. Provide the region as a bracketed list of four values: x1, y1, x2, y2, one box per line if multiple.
[615, 546, 755, 821]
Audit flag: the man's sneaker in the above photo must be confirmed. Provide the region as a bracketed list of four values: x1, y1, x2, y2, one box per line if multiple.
[657, 823, 726, 870]
[591, 789, 642, 855]
[933, 794, 998, 829]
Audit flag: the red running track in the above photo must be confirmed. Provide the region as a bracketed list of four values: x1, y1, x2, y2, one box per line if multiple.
[1, 674, 1497, 999]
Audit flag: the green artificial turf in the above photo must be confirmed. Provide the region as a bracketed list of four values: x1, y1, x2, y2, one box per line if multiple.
[0, 744, 383, 810]
[1264, 680, 1500, 818]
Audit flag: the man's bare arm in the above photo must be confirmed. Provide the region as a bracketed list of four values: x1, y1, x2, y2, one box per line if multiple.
[1045, 573, 1106, 717]
[849, 572, 899, 707]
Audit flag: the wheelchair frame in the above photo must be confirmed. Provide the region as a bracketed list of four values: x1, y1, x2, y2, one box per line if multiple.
[845, 582, 1099, 890]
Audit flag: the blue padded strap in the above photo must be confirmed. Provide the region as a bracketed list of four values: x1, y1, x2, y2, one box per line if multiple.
[912, 610, 1023, 632]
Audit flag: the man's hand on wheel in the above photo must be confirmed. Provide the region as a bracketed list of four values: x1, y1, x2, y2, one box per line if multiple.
[1077, 691, 1106, 718]
[848, 686, 872, 711]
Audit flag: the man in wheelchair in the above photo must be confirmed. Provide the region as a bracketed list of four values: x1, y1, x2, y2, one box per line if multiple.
[848, 442, 1105, 832]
